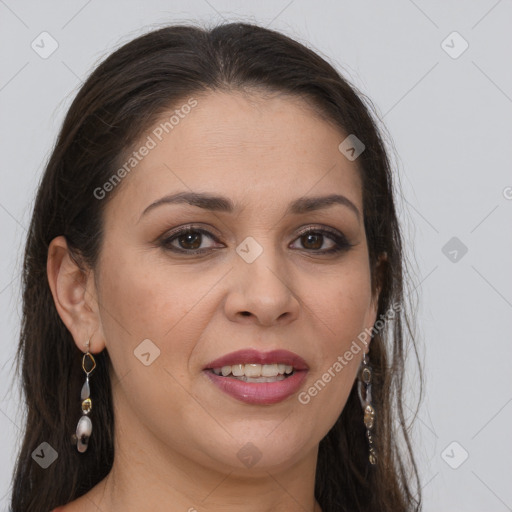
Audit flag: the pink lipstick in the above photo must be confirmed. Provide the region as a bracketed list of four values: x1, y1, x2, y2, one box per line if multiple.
[203, 349, 309, 405]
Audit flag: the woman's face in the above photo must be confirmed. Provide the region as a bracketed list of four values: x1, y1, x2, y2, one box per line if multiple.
[93, 90, 379, 473]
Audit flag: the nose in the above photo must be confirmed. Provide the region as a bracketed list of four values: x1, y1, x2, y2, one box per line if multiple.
[223, 239, 300, 327]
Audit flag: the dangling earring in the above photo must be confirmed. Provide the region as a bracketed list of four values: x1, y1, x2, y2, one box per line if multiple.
[74, 338, 96, 453]
[358, 352, 377, 465]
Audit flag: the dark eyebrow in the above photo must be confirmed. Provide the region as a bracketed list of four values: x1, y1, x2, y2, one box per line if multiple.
[139, 192, 234, 221]
[287, 194, 360, 220]
[139, 191, 360, 222]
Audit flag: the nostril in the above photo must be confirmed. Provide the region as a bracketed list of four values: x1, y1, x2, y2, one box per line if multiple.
[240, 311, 251, 317]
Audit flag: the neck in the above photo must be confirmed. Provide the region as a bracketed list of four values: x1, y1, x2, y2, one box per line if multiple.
[84, 387, 322, 512]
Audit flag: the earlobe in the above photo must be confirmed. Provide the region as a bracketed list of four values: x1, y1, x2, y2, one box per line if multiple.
[46, 236, 105, 353]
[365, 251, 388, 353]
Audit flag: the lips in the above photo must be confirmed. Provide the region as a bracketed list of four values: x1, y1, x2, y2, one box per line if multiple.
[202, 348, 309, 405]
[204, 369, 308, 405]
[203, 348, 309, 371]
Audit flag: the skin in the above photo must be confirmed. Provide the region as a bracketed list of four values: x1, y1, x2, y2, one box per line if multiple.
[47, 90, 381, 512]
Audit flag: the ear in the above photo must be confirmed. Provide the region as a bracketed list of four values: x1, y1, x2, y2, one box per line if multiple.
[364, 251, 388, 355]
[46, 235, 105, 354]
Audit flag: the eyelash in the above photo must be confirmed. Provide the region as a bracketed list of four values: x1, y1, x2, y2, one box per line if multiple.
[159, 224, 353, 255]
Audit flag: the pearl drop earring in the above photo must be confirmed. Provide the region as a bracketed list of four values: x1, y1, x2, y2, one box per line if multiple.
[74, 338, 96, 453]
[358, 352, 377, 465]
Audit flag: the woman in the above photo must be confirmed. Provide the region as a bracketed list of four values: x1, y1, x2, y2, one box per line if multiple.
[10, 21, 422, 511]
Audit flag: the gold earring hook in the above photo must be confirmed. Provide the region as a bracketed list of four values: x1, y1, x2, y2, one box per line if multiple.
[82, 337, 96, 375]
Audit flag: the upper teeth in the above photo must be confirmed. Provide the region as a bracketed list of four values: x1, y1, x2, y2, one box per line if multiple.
[213, 363, 294, 377]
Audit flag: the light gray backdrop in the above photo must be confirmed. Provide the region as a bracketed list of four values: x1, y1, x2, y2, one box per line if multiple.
[1, 1, 511, 510]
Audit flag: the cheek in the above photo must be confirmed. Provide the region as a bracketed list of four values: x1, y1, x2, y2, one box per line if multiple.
[99, 245, 193, 334]
[95, 250, 219, 438]
[96, 246, 223, 377]
[306, 258, 373, 347]
[298, 260, 372, 418]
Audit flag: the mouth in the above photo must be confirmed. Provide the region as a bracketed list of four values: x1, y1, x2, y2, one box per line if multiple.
[202, 348, 309, 405]
[208, 363, 296, 383]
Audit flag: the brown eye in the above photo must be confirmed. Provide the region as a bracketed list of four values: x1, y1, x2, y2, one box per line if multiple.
[176, 231, 202, 250]
[300, 232, 325, 250]
[290, 227, 352, 254]
[160, 227, 220, 254]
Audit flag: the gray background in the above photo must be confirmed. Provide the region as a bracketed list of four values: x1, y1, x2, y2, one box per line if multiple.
[1, 1, 511, 510]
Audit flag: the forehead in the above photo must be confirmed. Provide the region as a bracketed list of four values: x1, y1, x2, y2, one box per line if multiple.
[103, 90, 363, 223]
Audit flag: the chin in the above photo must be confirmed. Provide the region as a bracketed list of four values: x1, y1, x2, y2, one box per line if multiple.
[205, 428, 314, 472]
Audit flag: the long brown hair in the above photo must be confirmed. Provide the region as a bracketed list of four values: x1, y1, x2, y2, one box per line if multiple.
[10, 21, 423, 511]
